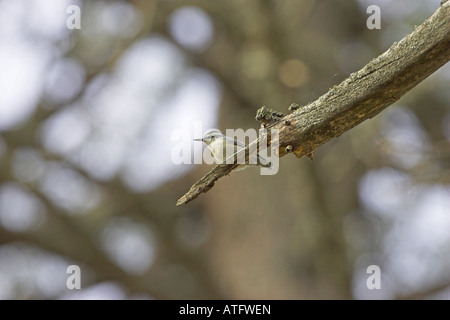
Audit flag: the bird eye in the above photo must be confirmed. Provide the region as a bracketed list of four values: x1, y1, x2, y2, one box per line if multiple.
[211, 136, 215, 141]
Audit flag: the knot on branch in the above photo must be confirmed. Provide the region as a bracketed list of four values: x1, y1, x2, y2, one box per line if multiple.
[288, 103, 301, 112]
[255, 106, 285, 125]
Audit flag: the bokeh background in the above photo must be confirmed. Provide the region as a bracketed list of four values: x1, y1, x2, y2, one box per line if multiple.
[0, 0, 449, 299]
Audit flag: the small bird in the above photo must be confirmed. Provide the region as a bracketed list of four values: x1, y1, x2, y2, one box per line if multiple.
[194, 129, 271, 171]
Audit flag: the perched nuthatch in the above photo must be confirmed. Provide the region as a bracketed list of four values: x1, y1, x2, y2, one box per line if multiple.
[194, 130, 271, 171]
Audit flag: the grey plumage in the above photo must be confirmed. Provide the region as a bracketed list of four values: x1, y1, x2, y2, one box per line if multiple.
[194, 129, 271, 169]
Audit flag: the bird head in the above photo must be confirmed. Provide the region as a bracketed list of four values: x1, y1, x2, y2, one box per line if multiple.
[193, 129, 223, 146]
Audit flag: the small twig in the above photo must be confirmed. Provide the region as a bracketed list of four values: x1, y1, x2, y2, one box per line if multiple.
[176, 163, 239, 206]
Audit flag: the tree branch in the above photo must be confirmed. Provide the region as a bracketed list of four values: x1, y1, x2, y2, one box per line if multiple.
[176, 2, 450, 206]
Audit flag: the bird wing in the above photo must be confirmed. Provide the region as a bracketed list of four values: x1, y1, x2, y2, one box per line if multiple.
[224, 136, 271, 166]
[224, 136, 247, 148]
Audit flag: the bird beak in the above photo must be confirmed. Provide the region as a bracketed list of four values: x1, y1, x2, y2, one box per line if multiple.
[193, 138, 203, 142]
